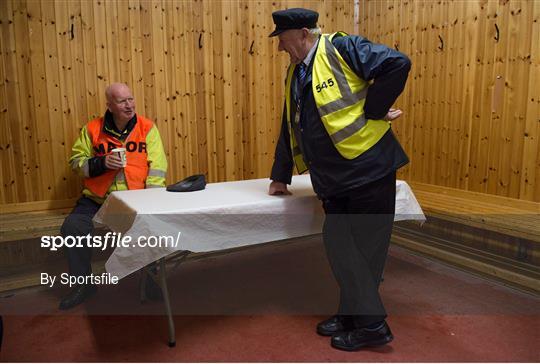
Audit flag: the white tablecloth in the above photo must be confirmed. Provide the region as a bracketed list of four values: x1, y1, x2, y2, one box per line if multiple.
[94, 175, 425, 279]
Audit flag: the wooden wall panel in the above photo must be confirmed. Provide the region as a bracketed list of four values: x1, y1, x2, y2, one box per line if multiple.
[359, 0, 539, 202]
[1, 0, 19, 204]
[522, 0, 540, 201]
[0, 0, 355, 210]
[1, 0, 538, 212]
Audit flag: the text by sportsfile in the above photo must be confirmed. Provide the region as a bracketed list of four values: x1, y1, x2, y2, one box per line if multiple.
[40, 231, 181, 251]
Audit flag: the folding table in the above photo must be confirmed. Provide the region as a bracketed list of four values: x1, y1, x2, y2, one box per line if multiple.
[93, 175, 425, 347]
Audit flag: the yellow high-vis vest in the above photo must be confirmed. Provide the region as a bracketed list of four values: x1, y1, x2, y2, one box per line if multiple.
[285, 32, 391, 174]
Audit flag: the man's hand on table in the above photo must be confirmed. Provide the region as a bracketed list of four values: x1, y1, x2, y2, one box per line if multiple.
[269, 181, 292, 195]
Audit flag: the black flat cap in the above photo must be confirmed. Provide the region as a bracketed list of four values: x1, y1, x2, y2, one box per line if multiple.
[166, 174, 206, 192]
[269, 8, 319, 37]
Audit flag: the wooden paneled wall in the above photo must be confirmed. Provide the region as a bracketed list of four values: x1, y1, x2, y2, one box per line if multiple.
[0, 0, 355, 210]
[358, 0, 539, 202]
[1, 0, 539, 212]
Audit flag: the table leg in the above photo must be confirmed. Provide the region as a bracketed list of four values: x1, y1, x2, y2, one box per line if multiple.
[159, 258, 176, 347]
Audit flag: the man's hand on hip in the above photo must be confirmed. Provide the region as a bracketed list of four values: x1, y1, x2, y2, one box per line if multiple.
[384, 108, 403, 121]
[269, 181, 292, 195]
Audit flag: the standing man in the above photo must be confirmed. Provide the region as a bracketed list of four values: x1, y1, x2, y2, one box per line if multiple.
[268, 9, 411, 351]
[59, 82, 167, 310]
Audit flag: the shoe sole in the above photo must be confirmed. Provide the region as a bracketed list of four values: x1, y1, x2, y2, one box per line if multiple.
[331, 335, 394, 351]
[317, 327, 343, 337]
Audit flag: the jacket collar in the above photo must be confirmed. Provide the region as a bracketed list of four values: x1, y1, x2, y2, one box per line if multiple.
[103, 110, 137, 141]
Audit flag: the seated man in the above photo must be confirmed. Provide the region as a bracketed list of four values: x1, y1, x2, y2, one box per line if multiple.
[59, 82, 167, 310]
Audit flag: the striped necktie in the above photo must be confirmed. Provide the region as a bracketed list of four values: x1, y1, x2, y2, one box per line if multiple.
[296, 62, 307, 102]
[297, 62, 307, 88]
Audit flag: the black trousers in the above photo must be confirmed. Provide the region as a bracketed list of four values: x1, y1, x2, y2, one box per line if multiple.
[322, 171, 396, 328]
[60, 197, 101, 277]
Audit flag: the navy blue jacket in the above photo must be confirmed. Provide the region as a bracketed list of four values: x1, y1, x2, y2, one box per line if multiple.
[270, 34, 411, 199]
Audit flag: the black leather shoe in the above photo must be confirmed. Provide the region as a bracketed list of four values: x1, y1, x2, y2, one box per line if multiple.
[331, 321, 393, 351]
[317, 315, 354, 336]
[58, 284, 97, 310]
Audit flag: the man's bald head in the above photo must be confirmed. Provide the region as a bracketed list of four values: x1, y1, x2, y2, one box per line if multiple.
[105, 83, 131, 102]
[105, 83, 136, 126]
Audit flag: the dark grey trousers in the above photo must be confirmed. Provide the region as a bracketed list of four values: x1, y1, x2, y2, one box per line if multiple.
[322, 171, 396, 327]
[60, 197, 101, 277]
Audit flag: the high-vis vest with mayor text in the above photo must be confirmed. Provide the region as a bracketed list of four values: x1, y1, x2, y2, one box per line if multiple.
[85, 115, 154, 197]
[285, 32, 391, 173]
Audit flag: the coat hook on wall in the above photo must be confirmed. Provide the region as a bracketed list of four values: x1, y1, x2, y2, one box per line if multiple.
[438, 35, 444, 51]
[198, 33, 203, 49]
[394, 42, 399, 51]
[70, 23, 74, 40]
[248, 41, 255, 55]
[494, 23, 500, 42]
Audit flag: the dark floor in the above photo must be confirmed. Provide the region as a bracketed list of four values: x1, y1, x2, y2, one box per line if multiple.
[1, 236, 538, 362]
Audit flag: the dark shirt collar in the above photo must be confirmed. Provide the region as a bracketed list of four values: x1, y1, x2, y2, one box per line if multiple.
[103, 110, 137, 141]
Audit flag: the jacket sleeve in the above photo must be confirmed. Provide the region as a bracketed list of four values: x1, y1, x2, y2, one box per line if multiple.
[145, 125, 167, 188]
[270, 104, 294, 184]
[333, 35, 411, 120]
[69, 125, 107, 178]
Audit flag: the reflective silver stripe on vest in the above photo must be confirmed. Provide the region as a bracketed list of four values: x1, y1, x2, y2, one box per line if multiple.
[116, 169, 126, 182]
[329, 114, 367, 144]
[325, 36, 352, 97]
[71, 158, 90, 177]
[70, 158, 79, 170]
[317, 36, 369, 117]
[148, 169, 166, 178]
[318, 89, 368, 116]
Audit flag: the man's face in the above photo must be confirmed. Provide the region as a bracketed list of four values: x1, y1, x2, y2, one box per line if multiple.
[107, 85, 135, 123]
[277, 29, 309, 64]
